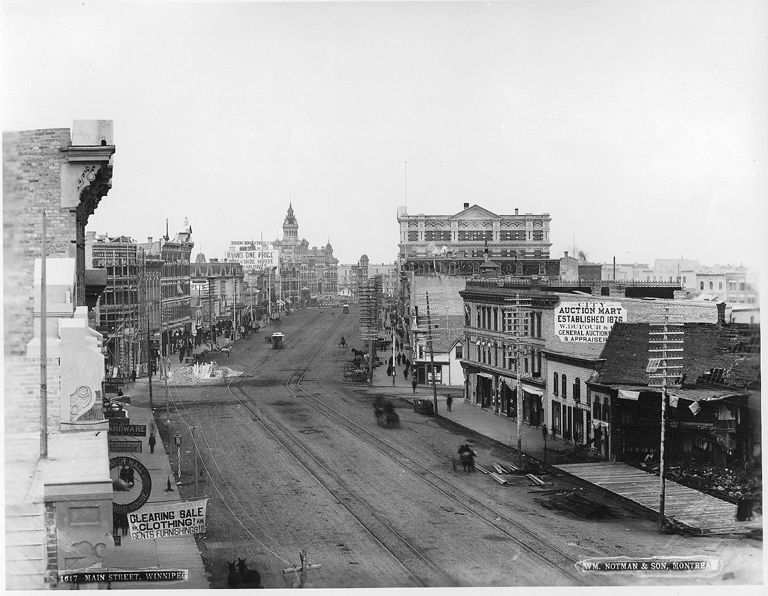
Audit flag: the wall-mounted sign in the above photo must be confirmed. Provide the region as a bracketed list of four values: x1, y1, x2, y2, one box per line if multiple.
[109, 417, 131, 427]
[226, 240, 279, 271]
[554, 301, 626, 343]
[108, 440, 142, 453]
[109, 424, 146, 437]
[110, 456, 152, 514]
[127, 498, 209, 540]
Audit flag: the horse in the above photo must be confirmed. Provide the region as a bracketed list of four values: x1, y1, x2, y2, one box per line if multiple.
[458, 446, 476, 473]
[237, 558, 262, 588]
[227, 561, 241, 588]
[374, 407, 386, 426]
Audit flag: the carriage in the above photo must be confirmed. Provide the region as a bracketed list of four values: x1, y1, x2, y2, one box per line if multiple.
[270, 332, 284, 349]
[374, 399, 399, 428]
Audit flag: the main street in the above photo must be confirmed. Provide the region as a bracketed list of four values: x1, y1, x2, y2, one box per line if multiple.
[158, 306, 761, 588]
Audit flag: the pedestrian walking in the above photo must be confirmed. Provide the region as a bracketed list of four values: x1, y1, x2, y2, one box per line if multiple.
[446, 394, 453, 412]
[397, 353, 402, 365]
[411, 378, 417, 394]
[541, 424, 548, 441]
[130, 369, 136, 383]
[403, 368, 408, 380]
[148, 433, 156, 454]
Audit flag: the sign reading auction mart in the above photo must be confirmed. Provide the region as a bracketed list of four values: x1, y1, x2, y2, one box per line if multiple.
[554, 301, 626, 343]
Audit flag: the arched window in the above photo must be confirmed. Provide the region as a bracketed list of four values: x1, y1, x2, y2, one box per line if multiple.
[700, 281, 704, 290]
[573, 378, 581, 402]
[553, 372, 559, 395]
[561, 374, 567, 399]
[709, 281, 714, 290]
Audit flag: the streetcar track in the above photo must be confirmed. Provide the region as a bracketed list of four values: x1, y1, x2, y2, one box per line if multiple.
[176, 309, 594, 586]
[274, 329, 597, 586]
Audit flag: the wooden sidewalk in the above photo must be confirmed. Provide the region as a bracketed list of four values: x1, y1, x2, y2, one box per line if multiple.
[555, 462, 761, 536]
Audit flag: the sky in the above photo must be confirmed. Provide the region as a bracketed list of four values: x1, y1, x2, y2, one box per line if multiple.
[3, 0, 766, 270]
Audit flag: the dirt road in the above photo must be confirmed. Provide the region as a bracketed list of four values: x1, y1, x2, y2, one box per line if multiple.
[160, 308, 761, 588]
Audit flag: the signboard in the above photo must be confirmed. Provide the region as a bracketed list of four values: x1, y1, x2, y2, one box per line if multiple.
[554, 301, 626, 343]
[110, 456, 152, 514]
[59, 569, 188, 584]
[109, 417, 131, 427]
[109, 424, 146, 437]
[127, 498, 209, 540]
[225, 240, 279, 272]
[105, 410, 128, 419]
[108, 439, 142, 453]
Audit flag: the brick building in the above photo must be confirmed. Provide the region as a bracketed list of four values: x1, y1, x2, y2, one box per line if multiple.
[138, 221, 194, 356]
[3, 121, 116, 588]
[458, 278, 721, 453]
[273, 204, 338, 306]
[190, 255, 245, 345]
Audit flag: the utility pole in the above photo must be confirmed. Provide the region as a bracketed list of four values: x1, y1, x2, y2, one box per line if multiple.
[648, 305, 684, 532]
[425, 292, 439, 417]
[507, 294, 531, 464]
[40, 211, 48, 458]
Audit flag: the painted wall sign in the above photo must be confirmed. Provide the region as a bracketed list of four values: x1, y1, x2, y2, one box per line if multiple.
[127, 498, 209, 540]
[108, 439, 143, 453]
[554, 301, 626, 343]
[109, 424, 146, 437]
[110, 456, 152, 514]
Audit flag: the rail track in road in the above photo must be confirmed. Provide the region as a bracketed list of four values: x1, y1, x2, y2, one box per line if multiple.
[223, 310, 595, 587]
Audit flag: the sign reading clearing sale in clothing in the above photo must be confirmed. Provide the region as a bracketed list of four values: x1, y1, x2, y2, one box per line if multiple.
[554, 301, 626, 343]
[128, 498, 208, 540]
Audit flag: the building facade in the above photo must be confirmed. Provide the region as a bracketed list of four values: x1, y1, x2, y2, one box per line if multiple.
[4, 120, 116, 588]
[398, 203, 553, 277]
[190, 256, 245, 344]
[89, 235, 142, 377]
[459, 278, 721, 455]
[273, 204, 338, 306]
[139, 222, 194, 356]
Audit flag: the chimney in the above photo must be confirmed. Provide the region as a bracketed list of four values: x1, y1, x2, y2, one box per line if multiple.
[147, 236, 153, 244]
[463, 202, 469, 209]
[564, 251, 569, 259]
[514, 208, 519, 215]
[716, 302, 726, 327]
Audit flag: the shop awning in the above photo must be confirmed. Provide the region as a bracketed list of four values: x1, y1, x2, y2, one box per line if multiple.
[476, 372, 493, 380]
[523, 386, 544, 397]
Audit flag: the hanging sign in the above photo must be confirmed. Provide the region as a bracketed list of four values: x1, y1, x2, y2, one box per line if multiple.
[554, 301, 626, 343]
[127, 498, 209, 540]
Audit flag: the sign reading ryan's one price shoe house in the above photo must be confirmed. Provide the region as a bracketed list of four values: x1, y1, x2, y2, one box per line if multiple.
[554, 301, 626, 343]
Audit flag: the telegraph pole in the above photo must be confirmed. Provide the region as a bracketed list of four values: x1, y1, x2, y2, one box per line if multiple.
[648, 305, 684, 532]
[425, 292, 439, 417]
[508, 294, 531, 464]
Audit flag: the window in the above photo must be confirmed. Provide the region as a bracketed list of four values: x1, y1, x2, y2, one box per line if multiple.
[709, 281, 714, 290]
[561, 374, 567, 399]
[700, 281, 704, 290]
[407, 231, 418, 241]
[573, 378, 581, 403]
[718, 282, 723, 290]
[553, 372, 559, 396]
[455, 343, 463, 359]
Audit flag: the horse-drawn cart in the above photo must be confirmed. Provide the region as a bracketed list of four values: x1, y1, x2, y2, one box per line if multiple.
[413, 399, 434, 416]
